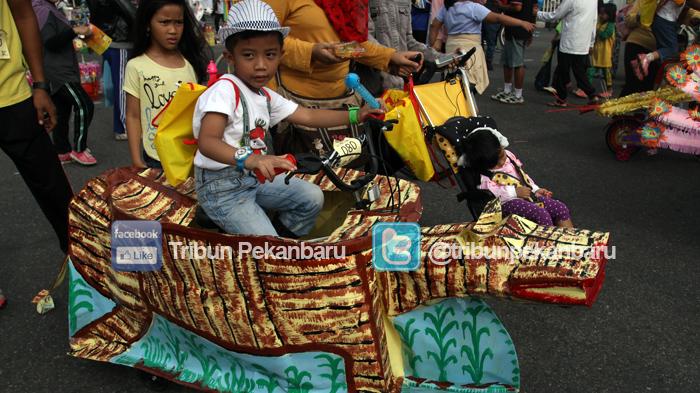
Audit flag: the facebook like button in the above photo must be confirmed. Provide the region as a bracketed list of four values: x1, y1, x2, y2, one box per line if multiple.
[372, 222, 421, 272]
[111, 220, 162, 272]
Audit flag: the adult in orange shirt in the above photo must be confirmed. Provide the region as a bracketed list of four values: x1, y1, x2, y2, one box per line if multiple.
[267, 0, 422, 156]
[268, 0, 422, 98]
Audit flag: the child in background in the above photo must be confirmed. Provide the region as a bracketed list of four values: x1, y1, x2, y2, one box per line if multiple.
[124, 0, 208, 168]
[589, 3, 617, 98]
[33, 0, 96, 165]
[633, 0, 700, 79]
[194, 0, 384, 237]
[428, 0, 536, 94]
[462, 117, 573, 228]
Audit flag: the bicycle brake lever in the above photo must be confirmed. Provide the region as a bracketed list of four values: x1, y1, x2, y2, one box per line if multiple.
[284, 171, 296, 185]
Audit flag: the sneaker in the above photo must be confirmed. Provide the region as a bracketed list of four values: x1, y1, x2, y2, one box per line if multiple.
[70, 149, 97, 166]
[542, 86, 557, 95]
[58, 152, 72, 165]
[573, 88, 587, 98]
[491, 90, 511, 101]
[0, 288, 6, 309]
[114, 133, 128, 141]
[499, 92, 524, 104]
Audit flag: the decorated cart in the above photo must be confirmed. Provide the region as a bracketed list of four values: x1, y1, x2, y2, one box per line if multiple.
[66, 165, 609, 392]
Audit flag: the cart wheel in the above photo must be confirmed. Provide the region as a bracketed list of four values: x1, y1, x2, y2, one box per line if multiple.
[605, 118, 641, 161]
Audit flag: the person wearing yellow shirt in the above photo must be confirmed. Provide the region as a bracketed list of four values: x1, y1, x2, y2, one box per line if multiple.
[0, 0, 74, 306]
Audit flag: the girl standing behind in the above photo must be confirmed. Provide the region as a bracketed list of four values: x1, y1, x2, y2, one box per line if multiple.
[589, 3, 617, 98]
[33, 0, 96, 165]
[428, 0, 535, 94]
[124, 0, 207, 168]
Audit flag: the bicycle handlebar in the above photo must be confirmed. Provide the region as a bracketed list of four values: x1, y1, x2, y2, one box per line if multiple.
[284, 118, 397, 192]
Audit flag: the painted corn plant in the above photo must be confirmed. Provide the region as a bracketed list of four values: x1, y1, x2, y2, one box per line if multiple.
[314, 354, 345, 393]
[158, 319, 189, 373]
[423, 303, 459, 381]
[183, 332, 222, 388]
[68, 274, 94, 334]
[460, 304, 494, 384]
[395, 318, 424, 375]
[253, 364, 281, 393]
[285, 365, 314, 393]
[217, 352, 257, 392]
[141, 335, 173, 371]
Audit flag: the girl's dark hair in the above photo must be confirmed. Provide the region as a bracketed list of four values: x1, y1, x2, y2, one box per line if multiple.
[603, 3, 617, 23]
[224, 30, 284, 53]
[463, 130, 502, 172]
[445, 0, 457, 10]
[131, 0, 208, 83]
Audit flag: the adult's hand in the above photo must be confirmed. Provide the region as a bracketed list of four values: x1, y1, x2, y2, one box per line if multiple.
[520, 21, 536, 33]
[389, 51, 422, 77]
[33, 89, 57, 131]
[73, 25, 92, 37]
[311, 42, 344, 65]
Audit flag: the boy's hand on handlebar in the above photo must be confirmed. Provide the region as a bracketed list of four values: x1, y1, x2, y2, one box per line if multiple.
[359, 99, 386, 122]
[245, 154, 297, 182]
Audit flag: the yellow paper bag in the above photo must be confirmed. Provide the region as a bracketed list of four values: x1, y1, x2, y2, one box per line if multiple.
[154, 82, 207, 186]
[381, 89, 435, 181]
[84, 25, 112, 55]
[638, 0, 657, 29]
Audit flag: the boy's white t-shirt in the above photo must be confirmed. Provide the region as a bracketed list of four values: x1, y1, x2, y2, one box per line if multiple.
[657, 0, 685, 22]
[193, 74, 298, 170]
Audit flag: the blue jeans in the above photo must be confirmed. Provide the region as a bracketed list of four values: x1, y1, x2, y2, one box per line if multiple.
[102, 47, 129, 135]
[195, 166, 324, 236]
[652, 15, 679, 61]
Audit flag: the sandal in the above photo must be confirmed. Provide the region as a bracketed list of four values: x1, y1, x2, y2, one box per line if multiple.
[573, 88, 587, 99]
[547, 100, 568, 107]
